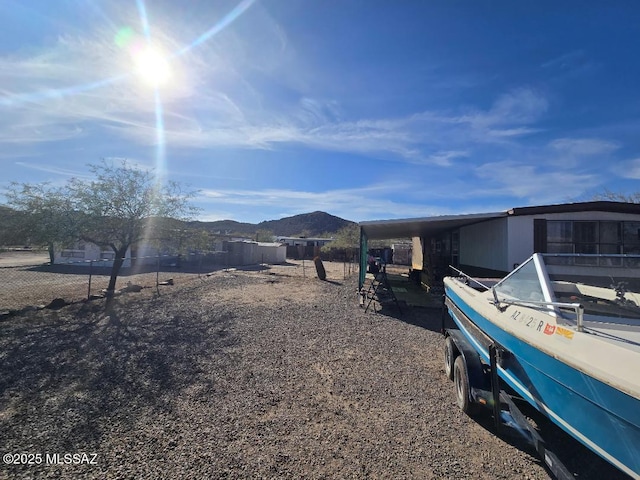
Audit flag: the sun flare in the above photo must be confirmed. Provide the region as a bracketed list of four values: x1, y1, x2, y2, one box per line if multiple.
[133, 46, 171, 87]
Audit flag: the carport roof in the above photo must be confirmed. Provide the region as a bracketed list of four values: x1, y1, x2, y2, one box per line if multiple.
[358, 200, 640, 240]
[359, 211, 505, 240]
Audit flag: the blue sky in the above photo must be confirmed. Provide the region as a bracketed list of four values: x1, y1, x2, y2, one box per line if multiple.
[2, 1, 640, 223]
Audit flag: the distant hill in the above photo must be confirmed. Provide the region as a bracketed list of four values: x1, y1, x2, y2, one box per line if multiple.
[257, 211, 355, 237]
[194, 211, 355, 237]
[187, 219, 257, 235]
[1, 206, 356, 245]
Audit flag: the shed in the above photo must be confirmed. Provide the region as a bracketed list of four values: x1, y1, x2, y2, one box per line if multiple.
[223, 240, 258, 266]
[256, 242, 287, 264]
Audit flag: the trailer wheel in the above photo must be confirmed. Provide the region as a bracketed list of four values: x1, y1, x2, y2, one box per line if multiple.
[444, 336, 457, 380]
[454, 355, 477, 415]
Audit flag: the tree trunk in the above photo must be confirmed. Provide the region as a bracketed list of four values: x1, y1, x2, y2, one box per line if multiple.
[106, 245, 129, 293]
[47, 242, 55, 264]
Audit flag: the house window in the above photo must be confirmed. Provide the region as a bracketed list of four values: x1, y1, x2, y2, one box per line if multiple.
[546, 221, 573, 254]
[545, 220, 640, 263]
[599, 222, 622, 255]
[61, 250, 85, 258]
[623, 222, 640, 254]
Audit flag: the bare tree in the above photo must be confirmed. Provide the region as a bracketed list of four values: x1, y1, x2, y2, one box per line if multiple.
[6, 160, 198, 293]
[67, 161, 199, 293]
[5, 182, 76, 263]
[592, 189, 640, 203]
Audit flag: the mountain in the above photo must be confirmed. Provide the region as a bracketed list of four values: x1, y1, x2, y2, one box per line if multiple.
[257, 211, 355, 237]
[187, 219, 256, 235]
[193, 211, 356, 237]
[0, 206, 356, 245]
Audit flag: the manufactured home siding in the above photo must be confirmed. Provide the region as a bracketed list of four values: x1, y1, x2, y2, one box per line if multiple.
[55, 243, 132, 267]
[460, 218, 508, 272]
[507, 216, 534, 270]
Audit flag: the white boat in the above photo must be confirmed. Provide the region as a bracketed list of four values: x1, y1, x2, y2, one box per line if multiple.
[444, 253, 640, 479]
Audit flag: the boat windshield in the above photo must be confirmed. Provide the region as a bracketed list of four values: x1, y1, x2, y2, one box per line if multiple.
[493, 258, 546, 303]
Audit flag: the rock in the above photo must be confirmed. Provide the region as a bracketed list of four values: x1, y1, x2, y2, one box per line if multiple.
[122, 282, 143, 293]
[46, 298, 68, 310]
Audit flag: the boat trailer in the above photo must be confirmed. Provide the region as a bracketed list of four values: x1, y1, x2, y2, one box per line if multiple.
[441, 300, 574, 480]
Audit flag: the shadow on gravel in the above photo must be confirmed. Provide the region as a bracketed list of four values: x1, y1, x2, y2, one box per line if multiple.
[371, 303, 448, 334]
[0, 293, 238, 455]
[466, 400, 632, 480]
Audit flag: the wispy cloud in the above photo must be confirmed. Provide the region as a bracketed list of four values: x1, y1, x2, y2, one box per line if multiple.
[1, 21, 554, 168]
[612, 158, 640, 179]
[549, 138, 619, 156]
[473, 161, 599, 203]
[196, 181, 461, 222]
[14, 162, 90, 178]
[542, 137, 619, 169]
[540, 50, 599, 79]
[0, 4, 625, 219]
[457, 88, 548, 127]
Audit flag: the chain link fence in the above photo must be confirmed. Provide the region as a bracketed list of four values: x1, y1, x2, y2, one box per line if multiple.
[0, 253, 232, 313]
[0, 247, 361, 315]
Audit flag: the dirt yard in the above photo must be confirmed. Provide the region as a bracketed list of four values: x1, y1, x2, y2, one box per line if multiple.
[0, 262, 629, 479]
[0, 249, 356, 312]
[0, 250, 50, 267]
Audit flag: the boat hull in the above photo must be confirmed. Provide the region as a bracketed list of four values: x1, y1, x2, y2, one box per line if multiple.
[445, 284, 640, 479]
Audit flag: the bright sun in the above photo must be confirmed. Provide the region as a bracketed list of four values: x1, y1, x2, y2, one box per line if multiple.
[133, 46, 171, 87]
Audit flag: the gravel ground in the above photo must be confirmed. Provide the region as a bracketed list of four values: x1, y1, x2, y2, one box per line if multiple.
[0, 264, 631, 479]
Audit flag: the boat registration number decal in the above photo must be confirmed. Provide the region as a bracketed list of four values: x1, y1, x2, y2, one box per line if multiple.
[510, 310, 545, 332]
[509, 310, 574, 340]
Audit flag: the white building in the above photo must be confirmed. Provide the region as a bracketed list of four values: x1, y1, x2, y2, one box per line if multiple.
[256, 242, 287, 264]
[55, 241, 131, 267]
[359, 201, 640, 289]
[223, 240, 287, 265]
[275, 236, 334, 247]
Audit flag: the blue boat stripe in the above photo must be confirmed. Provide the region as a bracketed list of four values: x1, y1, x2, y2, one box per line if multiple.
[445, 285, 640, 478]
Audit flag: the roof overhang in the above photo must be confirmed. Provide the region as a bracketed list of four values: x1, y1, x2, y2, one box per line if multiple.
[508, 201, 640, 216]
[359, 201, 640, 240]
[359, 212, 506, 240]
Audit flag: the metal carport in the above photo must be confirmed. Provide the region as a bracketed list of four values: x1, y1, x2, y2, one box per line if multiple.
[358, 212, 505, 289]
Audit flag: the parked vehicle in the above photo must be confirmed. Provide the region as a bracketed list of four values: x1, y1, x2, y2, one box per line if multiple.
[443, 253, 640, 479]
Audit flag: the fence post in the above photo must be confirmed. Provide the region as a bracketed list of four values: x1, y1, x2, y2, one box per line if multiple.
[87, 260, 93, 299]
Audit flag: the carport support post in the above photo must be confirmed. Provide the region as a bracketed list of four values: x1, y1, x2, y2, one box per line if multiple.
[359, 227, 368, 290]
